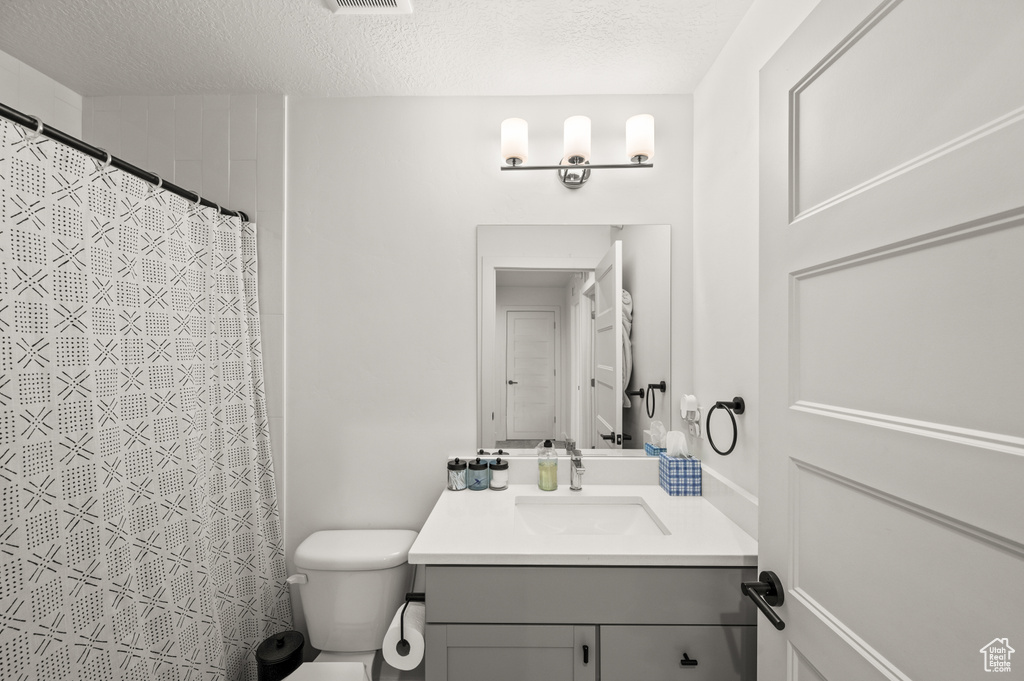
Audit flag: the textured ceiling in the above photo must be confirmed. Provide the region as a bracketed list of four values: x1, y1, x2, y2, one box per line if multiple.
[0, 0, 753, 97]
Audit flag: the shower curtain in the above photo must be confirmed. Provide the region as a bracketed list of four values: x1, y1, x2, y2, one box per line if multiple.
[0, 117, 291, 681]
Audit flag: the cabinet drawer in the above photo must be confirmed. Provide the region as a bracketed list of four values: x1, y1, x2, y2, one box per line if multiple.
[600, 625, 755, 681]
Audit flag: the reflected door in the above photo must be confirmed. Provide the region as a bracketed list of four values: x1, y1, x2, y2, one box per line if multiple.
[594, 241, 623, 448]
[505, 310, 557, 440]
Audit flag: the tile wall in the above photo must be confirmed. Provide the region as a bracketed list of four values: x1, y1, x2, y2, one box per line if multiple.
[0, 48, 83, 137]
[82, 94, 289, 516]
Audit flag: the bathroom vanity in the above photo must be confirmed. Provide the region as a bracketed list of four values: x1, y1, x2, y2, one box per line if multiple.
[408, 470, 758, 681]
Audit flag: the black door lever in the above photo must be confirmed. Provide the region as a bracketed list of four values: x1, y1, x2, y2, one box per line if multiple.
[741, 570, 786, 630]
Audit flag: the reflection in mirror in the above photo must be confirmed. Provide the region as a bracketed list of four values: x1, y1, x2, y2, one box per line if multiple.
[478, 225, 671, 452]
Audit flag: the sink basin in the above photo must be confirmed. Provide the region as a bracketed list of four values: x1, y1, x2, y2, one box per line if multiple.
[513, 496, 670, 536]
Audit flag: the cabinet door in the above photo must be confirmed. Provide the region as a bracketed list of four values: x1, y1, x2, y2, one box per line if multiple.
[601, 625, 755, 681]
[440, 624, 596, 681]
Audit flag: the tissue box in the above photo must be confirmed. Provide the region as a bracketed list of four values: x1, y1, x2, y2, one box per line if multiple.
[644, 442, 666, 457]
[658, 453, 702, 496]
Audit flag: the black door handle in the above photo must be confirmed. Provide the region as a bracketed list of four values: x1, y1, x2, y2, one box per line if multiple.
[680, 653, 698, 667]
[741, 570, 786, 630]
[600, 432, 615, 441]
[582, 644, 589, 665]
[507, 380, 518, 385]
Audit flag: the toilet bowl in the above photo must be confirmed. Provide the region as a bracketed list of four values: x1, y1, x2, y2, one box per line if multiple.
[287, 529, 418, 681]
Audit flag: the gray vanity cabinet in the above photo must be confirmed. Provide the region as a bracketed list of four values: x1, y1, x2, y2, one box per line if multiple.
[423, 565, 756, 681]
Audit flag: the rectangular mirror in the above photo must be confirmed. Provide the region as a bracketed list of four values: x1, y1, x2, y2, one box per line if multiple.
[478, 224, 671, 452]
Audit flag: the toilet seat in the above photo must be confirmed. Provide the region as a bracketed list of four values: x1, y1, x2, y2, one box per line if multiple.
[287, 661, 369, 681]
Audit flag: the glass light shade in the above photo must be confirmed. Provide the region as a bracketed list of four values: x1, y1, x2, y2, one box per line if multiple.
[626, 114, 655, 163]
[501, 118, 529, 166]
[563, 115, 591, 163]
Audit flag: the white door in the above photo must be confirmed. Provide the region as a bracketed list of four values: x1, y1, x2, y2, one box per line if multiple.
[505, 310, 557, 440]
[593, 241, 623, 448]
[759, 1, 1024, 680]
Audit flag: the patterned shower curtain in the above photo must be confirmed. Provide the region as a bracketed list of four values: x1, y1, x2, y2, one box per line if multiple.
[0, 116, 291, 681]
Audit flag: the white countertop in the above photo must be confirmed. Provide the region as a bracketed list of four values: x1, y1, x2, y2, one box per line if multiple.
[408, 483, 758, 567]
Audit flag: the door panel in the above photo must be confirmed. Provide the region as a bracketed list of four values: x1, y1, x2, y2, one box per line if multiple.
[791, 223, 1024, 434]
[760, 1, 1024, 680]
[443, 624, 595, 681]
[793, 0, 1023, 215]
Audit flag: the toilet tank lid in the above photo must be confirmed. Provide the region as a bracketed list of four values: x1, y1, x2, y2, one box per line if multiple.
[294, 530, 419, 570]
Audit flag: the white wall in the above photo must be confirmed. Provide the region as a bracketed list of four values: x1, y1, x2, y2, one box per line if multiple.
[620, 225, 673, 439]
[81, 93, 290, 519]
[0, 48, 82, 137]
[286, 94, 692, 635]
[691, 0, 820, 501]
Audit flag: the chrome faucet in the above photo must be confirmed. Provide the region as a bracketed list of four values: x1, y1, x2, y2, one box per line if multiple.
[567, 439, 586, 491]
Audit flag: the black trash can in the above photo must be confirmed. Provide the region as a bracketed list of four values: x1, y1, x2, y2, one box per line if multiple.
[256, 630, 304, 681]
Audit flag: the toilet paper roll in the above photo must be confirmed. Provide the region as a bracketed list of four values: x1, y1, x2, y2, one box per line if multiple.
[382, 602, 425, 671]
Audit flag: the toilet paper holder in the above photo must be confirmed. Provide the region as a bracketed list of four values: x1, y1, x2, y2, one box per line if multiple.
[397, 592, 425, 654]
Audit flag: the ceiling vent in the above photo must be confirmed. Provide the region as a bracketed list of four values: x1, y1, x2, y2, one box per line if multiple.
[327, 0, 412, 13]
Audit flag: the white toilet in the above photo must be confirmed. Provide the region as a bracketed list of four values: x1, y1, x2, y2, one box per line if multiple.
[288, 529, 419, 681]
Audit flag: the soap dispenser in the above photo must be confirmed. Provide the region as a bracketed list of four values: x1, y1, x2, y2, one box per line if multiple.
[537, 439, 557, 491]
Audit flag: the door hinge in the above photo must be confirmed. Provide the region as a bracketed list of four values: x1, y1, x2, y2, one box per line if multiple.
[491, 412, 494, 420]
[591, 378, 595, 387]
[591, 311, 595, 319]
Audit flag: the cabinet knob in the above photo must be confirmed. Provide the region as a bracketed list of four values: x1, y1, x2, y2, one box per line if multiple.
[582, 644, 589, 665]
[680, 653, 698, 667]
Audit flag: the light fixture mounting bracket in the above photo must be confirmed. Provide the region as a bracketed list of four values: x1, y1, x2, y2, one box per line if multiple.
[558, 159, 591, 189]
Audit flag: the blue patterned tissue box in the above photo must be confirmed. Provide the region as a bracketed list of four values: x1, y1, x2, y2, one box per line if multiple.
[644, 442, 666, 457]
[659, 453, 702, 496]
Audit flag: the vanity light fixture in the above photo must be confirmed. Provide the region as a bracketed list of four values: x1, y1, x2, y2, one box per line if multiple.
[500, 114, 655, 189]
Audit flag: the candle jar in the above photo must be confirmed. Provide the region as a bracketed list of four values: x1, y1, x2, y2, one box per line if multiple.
[467, 458, 489, 491]
[446, 458, 467, 491]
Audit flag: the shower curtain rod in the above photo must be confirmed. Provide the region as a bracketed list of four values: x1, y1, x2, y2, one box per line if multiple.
[0, 101, 249, 221]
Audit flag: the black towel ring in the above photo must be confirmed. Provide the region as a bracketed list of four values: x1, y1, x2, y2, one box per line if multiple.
[645, 381, 666, 419]
[706, 397, 745, 456]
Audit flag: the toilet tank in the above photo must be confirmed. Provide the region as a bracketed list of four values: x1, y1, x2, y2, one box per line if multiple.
[293, 530, 418, 652]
